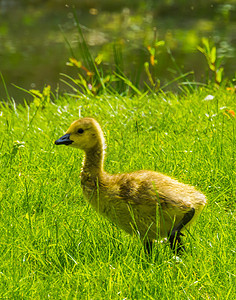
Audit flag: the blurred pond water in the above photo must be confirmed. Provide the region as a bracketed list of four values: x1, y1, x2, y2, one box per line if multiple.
[0, 0, 235, 103]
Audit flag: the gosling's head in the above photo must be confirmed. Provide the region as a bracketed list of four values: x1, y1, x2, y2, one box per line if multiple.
[55, 117, 105, 152]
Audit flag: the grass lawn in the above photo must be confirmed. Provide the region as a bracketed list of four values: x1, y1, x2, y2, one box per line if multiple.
[0, 86, 235, 299]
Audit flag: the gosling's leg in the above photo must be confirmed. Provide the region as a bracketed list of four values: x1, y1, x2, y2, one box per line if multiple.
[169, 208, 195, 254]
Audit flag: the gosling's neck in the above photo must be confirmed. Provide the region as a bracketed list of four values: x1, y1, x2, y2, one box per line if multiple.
[82, 143, 105, 179]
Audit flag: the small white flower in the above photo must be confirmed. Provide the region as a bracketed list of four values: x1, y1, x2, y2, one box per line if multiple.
[204, 95, 214, 101]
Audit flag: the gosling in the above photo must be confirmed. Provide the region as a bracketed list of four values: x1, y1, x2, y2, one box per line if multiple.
[55, 117, 206, 254]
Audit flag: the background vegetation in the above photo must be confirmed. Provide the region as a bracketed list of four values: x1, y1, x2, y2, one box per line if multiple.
[0, 0, 235, 102]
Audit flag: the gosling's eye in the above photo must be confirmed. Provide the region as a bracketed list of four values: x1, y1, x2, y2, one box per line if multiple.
[78, 128, 84, 134]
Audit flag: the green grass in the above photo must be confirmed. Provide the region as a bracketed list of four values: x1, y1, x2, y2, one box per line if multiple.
[0, 86, 235, 299]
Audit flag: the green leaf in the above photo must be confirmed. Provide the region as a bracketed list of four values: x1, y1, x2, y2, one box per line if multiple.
[30, 89, 42, 98]
[95, 54, 103, 65]
[155, 40, 165, 47]
[209, 64, 216, 72]
[216, 67, 224, 84]
[210, 47, 216, 64]
[202, 37, 210, 54]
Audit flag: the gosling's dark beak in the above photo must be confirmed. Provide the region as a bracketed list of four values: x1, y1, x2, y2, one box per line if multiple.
[55, 133, 73, 145]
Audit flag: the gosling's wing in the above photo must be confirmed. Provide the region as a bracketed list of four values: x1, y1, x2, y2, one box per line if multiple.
[106, 171, 196, 215]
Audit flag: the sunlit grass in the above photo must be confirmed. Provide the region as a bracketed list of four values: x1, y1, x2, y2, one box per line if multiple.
[0, 86, 235, 298]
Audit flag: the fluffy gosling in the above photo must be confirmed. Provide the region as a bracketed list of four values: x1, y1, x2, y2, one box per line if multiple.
[55, 117, 206, 254]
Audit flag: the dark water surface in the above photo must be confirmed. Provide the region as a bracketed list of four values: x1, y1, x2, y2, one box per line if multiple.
[0, 1, 235, 103]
